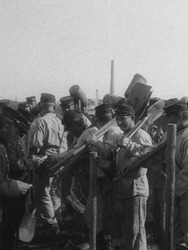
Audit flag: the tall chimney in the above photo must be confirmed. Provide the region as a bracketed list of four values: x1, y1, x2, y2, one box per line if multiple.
[95, 89, 99, 106]
[110, 60, 114, 94]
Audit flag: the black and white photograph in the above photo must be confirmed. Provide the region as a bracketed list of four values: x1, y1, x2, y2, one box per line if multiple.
[0, 1, 188, 250]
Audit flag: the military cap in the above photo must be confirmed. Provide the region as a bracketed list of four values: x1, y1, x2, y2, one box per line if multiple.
[114, 103, 135, 116]
[60, 96, 74, 107]
[163, 99, 187, 116]
[2, 106, 31, 135]
[95, 104, 112, 117]
[40, 93, 56, 103]
[26, 96, 36, 104]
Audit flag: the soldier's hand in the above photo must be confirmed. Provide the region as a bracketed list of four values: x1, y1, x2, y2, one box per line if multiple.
[32, 155, 47, 167]
[84, 134, 97, 145]
[15, 180, 33, 195]
[118, 136, 130, 148]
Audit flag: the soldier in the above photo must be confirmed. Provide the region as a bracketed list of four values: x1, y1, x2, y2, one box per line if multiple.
[94, 103, 114, 128]
[30, 93, 67, 235]
[60, 96, 91, 147]
[48, 108, 96, 247]
[25, 96, 37, 111]
[60, 96, 75, 114]
[49, 108, 96, 185]
[163, 100, 188, 246]
[59, 96, 77, 147]
[84, 104, 122, 250]
[85, 103, 152, 250]
[50, 108, 96, 165]
[50, 105, 120, 249]
[0, 107, 33, 250]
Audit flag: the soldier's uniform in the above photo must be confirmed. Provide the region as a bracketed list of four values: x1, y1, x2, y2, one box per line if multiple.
[25, 96, 37, 112]
[163, 101, 188, 245]
[86, 104, 152, 250]
[60, 96, 91, 147]
[0, 107, 33, 250]
[84, 104, 122, 250]
[30, 93, 67, 233]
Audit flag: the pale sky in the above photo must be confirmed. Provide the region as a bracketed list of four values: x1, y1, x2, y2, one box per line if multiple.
[0, 0, 188, 102]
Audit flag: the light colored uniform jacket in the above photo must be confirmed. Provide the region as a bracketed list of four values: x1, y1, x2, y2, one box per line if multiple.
[30, 112, 67, 156]
[104, 129, 152, 200]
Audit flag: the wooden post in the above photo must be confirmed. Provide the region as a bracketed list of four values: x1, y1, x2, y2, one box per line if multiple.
[89, 152, 98, 250]
[165, 124, 176, 250]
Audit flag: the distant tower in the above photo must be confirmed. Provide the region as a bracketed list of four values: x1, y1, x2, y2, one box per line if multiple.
[95, 89, 99, 106]
[110, 60, 114, 94]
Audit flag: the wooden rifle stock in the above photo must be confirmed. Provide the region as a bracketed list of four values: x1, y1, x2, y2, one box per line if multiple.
[114, 140, 166, 182]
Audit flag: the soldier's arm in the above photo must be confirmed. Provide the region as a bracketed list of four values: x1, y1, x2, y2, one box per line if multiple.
[30, 119, 46, 155]
[0, 176, 28, 198]
[121, 130, 153, 157]
[86, 133, 120, 159]
[0, 152, 29, 198]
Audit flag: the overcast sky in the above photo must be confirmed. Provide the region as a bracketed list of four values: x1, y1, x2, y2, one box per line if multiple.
[0, 0, 188, 102]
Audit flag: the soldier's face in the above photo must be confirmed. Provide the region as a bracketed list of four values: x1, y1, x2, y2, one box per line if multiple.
[61, 105, 74, 114]
[116, 115, 133, 132]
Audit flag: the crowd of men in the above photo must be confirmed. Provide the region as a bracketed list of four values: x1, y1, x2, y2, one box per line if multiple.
[0, 87, 188, 250]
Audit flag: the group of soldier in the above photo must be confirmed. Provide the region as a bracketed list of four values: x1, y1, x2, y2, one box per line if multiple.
[0, 87, 188, 250]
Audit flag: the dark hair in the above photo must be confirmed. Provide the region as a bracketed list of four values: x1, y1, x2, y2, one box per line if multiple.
[62, 109, 84, 129]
